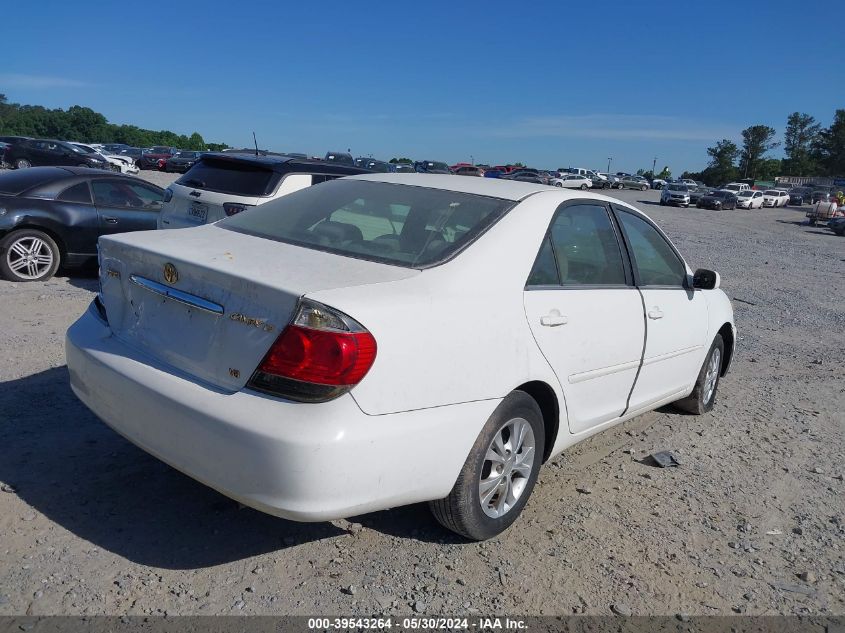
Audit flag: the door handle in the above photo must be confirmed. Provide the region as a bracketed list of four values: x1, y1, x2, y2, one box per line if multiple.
[647, 308, 664, 320]
[540, 314, 568, 327]
[103, 216, 118, 224]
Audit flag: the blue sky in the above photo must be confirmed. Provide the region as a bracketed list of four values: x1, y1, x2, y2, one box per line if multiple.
[2, 0, 841, 173]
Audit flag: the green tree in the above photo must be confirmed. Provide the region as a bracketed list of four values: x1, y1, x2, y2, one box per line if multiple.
[389, 157, 413, 164]
[657, 166, 672, 179]
[702, 139, 740, 185]
[756, 158, 783, 181]
[782, 112, 820, 176]
[739, 125, 779, 179]
[813, 109, 845, 176]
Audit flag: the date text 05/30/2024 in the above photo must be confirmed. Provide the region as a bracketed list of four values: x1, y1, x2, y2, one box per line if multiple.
[307, 617, 528, 631]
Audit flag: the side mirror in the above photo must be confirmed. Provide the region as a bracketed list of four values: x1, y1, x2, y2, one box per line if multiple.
[692, 268, 720, 290]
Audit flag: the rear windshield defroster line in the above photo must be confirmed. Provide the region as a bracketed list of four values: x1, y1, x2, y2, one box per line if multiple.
[219, 179, 514, 270]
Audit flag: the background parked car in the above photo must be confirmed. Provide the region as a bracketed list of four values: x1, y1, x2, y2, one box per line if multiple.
[454, 166, 485, 177]
[736, 190, 764, 209]
[157, 153, 367, 229]
[697, 190, 737, 210]
[0, 167, 164, 281]
[414, 160, 451, 174]
[324, 151, 355, 166]
[811, 190, 833, 204]
[688, 186, 714, 206]
[651, 178, 668, 190]
[164, 151, 203, 173]
[549, 174, 591, 189]
[660, 183, 690, 207]
[619, 175, 650, 191]
[391, 163, 416, 173]
[137, 146, 178, 170]
[762, 189, 789, 208]
[788, 187, 812, 205]
[70, 143, 138, 174]
[4, 139, 111, 170]
[359, 159, 392, 173]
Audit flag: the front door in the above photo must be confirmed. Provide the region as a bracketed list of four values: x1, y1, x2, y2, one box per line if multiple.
[523, 202, 645, 434]
[91, 179, 164, 236]
[613, 207, 708, 409]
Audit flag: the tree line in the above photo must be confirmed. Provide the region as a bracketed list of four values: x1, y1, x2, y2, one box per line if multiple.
[682, 110, 845, 185]
[0, 94, 229, 151]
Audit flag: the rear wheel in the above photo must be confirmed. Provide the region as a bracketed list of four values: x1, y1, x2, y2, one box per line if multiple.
[429, 391, 545, 540]
[641, 184, 648, 191]
[674, 335, 724, 415]
[554, 182, 562, 188]
[617, 183, 623, 189]
[0, 229, 61, 282]
[580, 183, 587, 190]
[14, 158, 31, 169]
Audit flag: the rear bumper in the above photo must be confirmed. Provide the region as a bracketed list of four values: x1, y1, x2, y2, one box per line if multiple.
[66, 306, 496, 521]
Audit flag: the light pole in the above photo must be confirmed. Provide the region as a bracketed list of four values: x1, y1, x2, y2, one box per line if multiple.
[607, 157, 612, 174]
[471, 155, 474, 166]
[652, 156, 657, 178]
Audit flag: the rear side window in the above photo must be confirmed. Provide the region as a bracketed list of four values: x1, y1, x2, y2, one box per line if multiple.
[220, 179, 512, 269]
[528, 204, 627, 287]
[616, 210, 686, 287]
[0, 169, 66, 195]
[176, 158, 280, 196]
[57, 182, 92, 204]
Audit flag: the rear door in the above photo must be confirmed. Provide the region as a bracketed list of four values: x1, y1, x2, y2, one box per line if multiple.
[613, 207, 707, 409]
[523, 201, 645, 433]
[91, 179, 164, 235]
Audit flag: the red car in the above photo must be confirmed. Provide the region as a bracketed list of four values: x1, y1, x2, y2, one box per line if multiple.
[137, 146, 178, 170]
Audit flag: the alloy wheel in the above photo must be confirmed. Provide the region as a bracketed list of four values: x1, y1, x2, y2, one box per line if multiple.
[478, 417, 536, 519]
[6, 236, 55, 280]
[702, 348, 721, 405]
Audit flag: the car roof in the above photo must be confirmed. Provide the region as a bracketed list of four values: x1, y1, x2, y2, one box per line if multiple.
[348, 172, 571, 201]
[199, 152, 367, 175]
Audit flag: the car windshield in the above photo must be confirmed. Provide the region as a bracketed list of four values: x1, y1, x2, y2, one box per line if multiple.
[148, 147, 171, 153]
[219, 179, 513, 269]
[667, 184, 687, 192]
[764, 190, 779, 196]
[738, 191, 753, 197]
[175, 152, 198, 158]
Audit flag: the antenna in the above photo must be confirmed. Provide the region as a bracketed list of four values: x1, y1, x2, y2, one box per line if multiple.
[252, 131, 259, 156]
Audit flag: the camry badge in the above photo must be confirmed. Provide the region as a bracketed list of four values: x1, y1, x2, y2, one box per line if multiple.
[163, 263, 178, 285]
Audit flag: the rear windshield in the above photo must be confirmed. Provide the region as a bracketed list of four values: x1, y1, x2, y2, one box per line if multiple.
[176, 158, 281, 196]
[764, 190, 779, 195]
[219, 179, 513, 269]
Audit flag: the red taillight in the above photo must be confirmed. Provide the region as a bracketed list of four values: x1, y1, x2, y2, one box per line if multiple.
[259, 325, 376, 386]
[247, 299, 377, 402]
[223, 202, 252, 216]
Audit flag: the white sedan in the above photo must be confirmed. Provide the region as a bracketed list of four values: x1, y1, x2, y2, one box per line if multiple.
[72, 143, 139, 174]
[736, 190, 764, 209]
[66, 174, 735, 540]
[762, 189, 789, 207]
[550, 174, 592, 189]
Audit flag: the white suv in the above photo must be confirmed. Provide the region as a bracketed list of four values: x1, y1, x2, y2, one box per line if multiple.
[158, 154, 366, 229]
[723, 182, 751, 196]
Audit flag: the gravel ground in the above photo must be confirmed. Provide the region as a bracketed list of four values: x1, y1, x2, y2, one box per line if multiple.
[0, 174, 843, 618]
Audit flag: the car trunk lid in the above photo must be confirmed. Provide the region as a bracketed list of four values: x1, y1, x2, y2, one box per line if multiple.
[97, 224, 419, 391]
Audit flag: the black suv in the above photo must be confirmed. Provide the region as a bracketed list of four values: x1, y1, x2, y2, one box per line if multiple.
[4, 139, 110, 170]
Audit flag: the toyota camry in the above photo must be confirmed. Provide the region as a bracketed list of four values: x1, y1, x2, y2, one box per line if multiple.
[66, 174, 735, 540]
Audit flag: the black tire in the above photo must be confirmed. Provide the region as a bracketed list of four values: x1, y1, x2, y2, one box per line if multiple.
[674, 335, 724, 415]
[429, 391, 545, 541]
[580, 183, 587, 190]
[641, 185, 648, 191]
[15, 158, 31, 169]
[554, 182, 562, 188]
[616, 183, 623, 189]
[659, 198, 666, 206]
[0, 229, 61, 282]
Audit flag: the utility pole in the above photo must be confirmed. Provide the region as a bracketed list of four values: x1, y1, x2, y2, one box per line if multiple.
[652, 156, 657, 178]
[607, 157, 612, 174]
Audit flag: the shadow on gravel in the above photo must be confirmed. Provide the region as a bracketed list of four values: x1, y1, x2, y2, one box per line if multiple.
[0, 367, 360, 569]
[0, 367, 456, 566]
[636, 200, 661, 206]
[62, 268, 100, 292]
